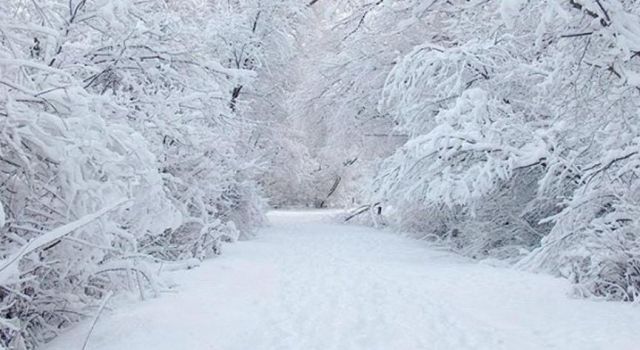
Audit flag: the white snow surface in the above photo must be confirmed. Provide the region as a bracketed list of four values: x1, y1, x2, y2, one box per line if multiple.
[45, 210, 640, 350]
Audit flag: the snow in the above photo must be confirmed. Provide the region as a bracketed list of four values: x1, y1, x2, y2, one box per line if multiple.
[0, 200, 129, 284]
[44, 210, 640, 350]
[499, 0, 527, 28]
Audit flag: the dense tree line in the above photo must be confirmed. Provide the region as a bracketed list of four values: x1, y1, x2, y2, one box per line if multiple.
[0, 0, 307, 347]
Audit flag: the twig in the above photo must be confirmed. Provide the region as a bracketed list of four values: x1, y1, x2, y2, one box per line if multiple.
[82, 291, 113, 350]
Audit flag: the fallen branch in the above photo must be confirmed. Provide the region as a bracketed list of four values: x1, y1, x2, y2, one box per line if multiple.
[344, 202, 381, 222]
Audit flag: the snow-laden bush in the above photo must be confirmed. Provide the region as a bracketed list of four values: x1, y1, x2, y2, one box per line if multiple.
[375, 85, 550, 259]
[521, 136, 640, 301]
[368, 0, 640, 300]
[0, 57, 178, 347]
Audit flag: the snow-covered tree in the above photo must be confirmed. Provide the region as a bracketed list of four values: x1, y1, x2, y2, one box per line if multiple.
[0, 2, 177, 345]
[369, 0, 640, 299]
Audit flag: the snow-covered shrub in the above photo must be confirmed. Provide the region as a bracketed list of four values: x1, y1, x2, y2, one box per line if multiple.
[364, 0, 640, 300]
[518, 0, 640, 300]
[43, 0, 267, 250]
[522, 137, 640, 301]
[0, 53, 177, 348]
[374, 85, 550, 258]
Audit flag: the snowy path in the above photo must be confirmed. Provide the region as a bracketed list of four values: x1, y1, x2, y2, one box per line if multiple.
[46, 210, 640, 350]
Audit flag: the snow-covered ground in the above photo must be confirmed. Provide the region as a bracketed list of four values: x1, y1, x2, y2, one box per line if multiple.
[45, 210, 640, 350]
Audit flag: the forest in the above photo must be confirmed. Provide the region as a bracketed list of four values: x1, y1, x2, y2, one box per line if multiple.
[1, 0, 640, 348]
